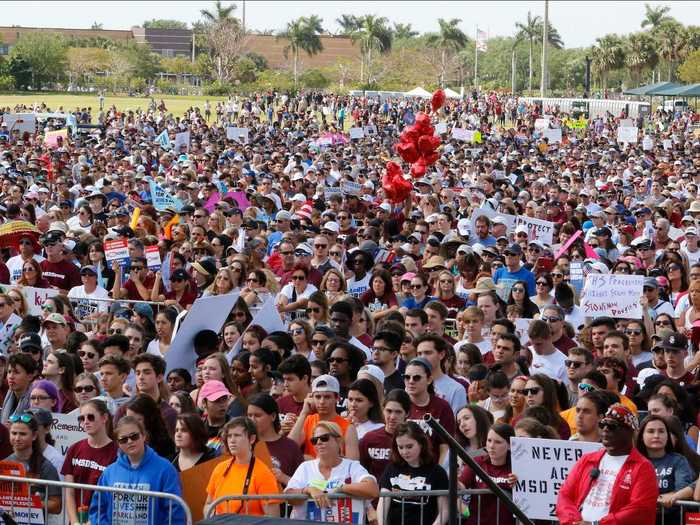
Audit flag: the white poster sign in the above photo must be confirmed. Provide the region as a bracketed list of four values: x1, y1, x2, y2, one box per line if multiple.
[324, 186, 343, 200]
[451, 127, 470, 141]
[166, 293, 241, 375]
[642, 136, 653, 151]
[226, 127, 249, 143]
[227, 296, 286, 362]
[469, 207, 516, 234]
[103, 239, 129, 262]
[363, 125, 377, 136]
[534, 118, 551, 130]
[663, 139, 672, 150]
[145, 245, 162, 270]
[341, 180, 362, 196]
[514, 216, 555, 245]
[51, 411, 84, 456]
[174, 130, 190, 152]
[617, 126, 638, 143]
[434, 122, 447, 135]
[349, 127, 364, 139]
[580, 274, 644, 319]
[2, 114, 37, 134]
[511, 437, 602, 520]
[0, 285, 60, 316]
[543, 127, 562, 144]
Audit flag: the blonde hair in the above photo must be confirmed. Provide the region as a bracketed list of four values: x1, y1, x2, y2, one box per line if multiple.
[313, 420, 343, 447]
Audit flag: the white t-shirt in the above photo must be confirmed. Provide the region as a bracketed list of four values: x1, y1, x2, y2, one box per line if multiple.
[67, 285, 110, 319]
[433, 374, 468, 414]
[286, 458, 375, 524]
[454, 339, 491, 356]
[355, 420, 384, 440]
[347, 274, 371, 298]
[279, 282, 318, 323]
[564, 305, 586, 333]
[530, 348, 568, 384]
[6, 254, 45, 283]
[581, 453, 628, 521]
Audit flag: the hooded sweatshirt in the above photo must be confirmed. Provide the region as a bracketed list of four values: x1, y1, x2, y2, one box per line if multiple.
[89, 445, 185, 525]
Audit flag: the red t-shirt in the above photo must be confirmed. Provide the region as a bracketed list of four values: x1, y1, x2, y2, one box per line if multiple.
[61, 439, 119, 507]
[123, 273, 156, 301]
[359, 427, 393, 481]
[265, 436, 304, 479]
[408, 395, 455, 456]
[459, 455, 515, 525]
[41, 259, 82, 291]
[165, 286, 198, 309]
[276, 394, 304, 421]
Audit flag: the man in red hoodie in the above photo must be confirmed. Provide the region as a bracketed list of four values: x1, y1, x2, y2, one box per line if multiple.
[556, 404, 658, 525]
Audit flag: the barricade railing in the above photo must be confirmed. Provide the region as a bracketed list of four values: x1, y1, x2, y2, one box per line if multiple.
[205, 489, 496, 523]
[0, 474, 193, 525]
[661, 499, 700, 525]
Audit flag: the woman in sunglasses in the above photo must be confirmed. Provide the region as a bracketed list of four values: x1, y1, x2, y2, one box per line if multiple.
[277, 265, 318, 323]
[286, 420, 378, 521]
[361, 269, 398, 322]
[319, 268, 347, 306]
[62, 399, 117, 525]
[288, 320, 313, 358]
[506, 279, 540, 319]
[6, 412, 61, 517]
[74, 373, 101, 406]
[624, 320, 652, 369]
[17, 258, 50, 288]
[78, 340, 102, 375]
[305, 291, 329, 327]
[521, 374, 570, 439]
[90, 415, 184, 525]
[531, 273, 554, 309]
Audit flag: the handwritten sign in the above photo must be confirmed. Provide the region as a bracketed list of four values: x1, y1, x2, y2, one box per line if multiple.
[341, 180, 362, 196]
[451, 127, 470, 141]
[226, 127, 249, 143]
[0, 285, 60, 316]
[435, 122, 447, 135]
[642, 136, 653, 151]
[2, 114, 37, 134]
[349, 127, 364, 139]
[52, 411, 84, 456]
[580, 274, 644, 319]
[514, 216, 554, 245]
[543, 127, 562, 144]
[149, 180, 184, 212]
[174, 130, 190, 152]
[617, 126, 638, 143]
[324, 186, 343, 200]
[534, 118, 551, 130]
[511, 437, 602, 520]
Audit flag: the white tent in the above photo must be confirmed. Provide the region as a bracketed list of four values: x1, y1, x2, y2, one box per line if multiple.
[404, 86, 431, 98]
[444, 87, 462, 99]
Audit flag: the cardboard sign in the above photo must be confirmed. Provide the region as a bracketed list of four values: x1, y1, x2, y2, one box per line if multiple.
[103, 239, 129, 262]
[145, 245, 162, 270]
[341, 180, 362, 196]
[149, 180, 184, 212]
[514, 216, 555, 245]
[226, 127, 249, 143]
[511, 437, 602, 520]
[51, 411, 84, 456]
[180, 456, 227, 523]
[543, 127, 562, 144]
[619, 118, 635, 128]
[2, 114, 37, 134]
[451, 127, 470, 141]
[642, 136, 653, 151]
[580, 274, 644, 319]
[617, 126, 638, 143]
[174, 130, 190, 152]
[324, 186, 342, 200]
[44, 129, 67, 148]
[166, 293, 241, 375]
[349, 127, 364, 139]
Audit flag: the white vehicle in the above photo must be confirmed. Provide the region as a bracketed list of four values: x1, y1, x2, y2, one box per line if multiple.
[657, 99, 688, 112]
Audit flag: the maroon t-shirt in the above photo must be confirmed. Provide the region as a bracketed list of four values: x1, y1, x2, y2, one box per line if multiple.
[553, 334, 577, 355]
[41, 259, 81, 291]
[61, 439, 119, 507]
[123, 273, 156, 301]
[276, 394, 304, 421]
[459, 455, 515, 525]
[408, 395, 456, 456]
[265, 436, 304, 479]
[359, 427, 393, 481]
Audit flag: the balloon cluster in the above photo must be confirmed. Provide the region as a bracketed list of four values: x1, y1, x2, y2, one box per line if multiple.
[382, 161, 413, 204]
[395, 89, 446, 179]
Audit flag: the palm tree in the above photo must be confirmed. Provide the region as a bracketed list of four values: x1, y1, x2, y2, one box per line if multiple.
[657, 20, 688, 80]
[544, 26, 564, 49]
[336, 14, 360, 36]
[200, 1, 236, 23]
[277, 16, 324, 85]
[393, 23, 418, 40]
[641, 3, 672, 30]
[592, 34, 624, 91]
[515, 11, 542, 93]
[427, 18, 468, 87]
[625, 32, 657, 86]
[351, 15, 393, 84]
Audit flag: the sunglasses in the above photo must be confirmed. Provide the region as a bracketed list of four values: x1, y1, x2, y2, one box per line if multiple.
[330, 251, 342, 256]
[310, 433, 337, 445]
[625, 329, 642, 336]
[564, 360, 584, 369]
[29, 395, 51, 402]
[9, 414, 33, 424]
[511, 288, 525, 293]
[292, 275, 306, 281]
[109, 329, 122, 335]
[598, 421, 622, 431]
[541, 316, 561, 323]
[75, 385, 96, 394]
[311, 339, 327, 347]
[78, 350, 97, 359]
[306, 307, 320, 314]
[410, 284, 424, 289]
[551, 273, 564, 278]
[117, 432, 142, 445]
[77, 413, 97, 423]
[247, 278, 259, 284]
[403, 374, 425, 382]
[536, 281, 548, 286]
[655, 320, 672, 327]
[522, 387, 542, 396]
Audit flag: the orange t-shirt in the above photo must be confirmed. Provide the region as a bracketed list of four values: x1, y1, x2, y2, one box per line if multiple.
[302, 414, 351, 457]
[206, 457, 281, 516]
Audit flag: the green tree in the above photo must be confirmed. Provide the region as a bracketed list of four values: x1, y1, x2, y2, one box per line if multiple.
[426, 18, 468, 87]
[641, 3, 673, 30]
[591, 34, 624, 91]
[67, 47, 111, 86]
[91, 22, 103, 30]
[9, 32, 68, 88]
[351, 15, 393, 84]
[143, 19, 188, 30]
[657, 20, 688, 80]
[679, 48, 700, 82]
[336, 14, 360, 36]
[200, 1, 237, 23]
[277, 16, 324, 85]
[624, 32, 657, 86]
[7, 55, 31, 90]
[515, 11, 542, 92]
[393, 23, 419, 41]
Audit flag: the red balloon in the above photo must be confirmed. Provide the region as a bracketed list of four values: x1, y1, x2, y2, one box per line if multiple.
[414, 112, 431, 131]
[383, 162, 412, 203]
[396, 142, 420, 164]
[431, 89, 446, 113]
[410, 160, 427, 179]
[418, 135, 440, 155]
[400, 127, 419, 145]
[422, 151, 439, 166]
[386, 161, 403, 179]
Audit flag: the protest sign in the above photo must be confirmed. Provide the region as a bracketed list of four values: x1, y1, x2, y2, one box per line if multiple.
[341, 180, 362, 196]
[451, 127, 470, 141]
[226, 127, 249, 143]
[349, 127, 364, 139]
[103, 239, 129, 263]
[554, 230, 582, 259]
[166, 293, 241, 375]
[669, 226, 685, 241]
[363, 124, 377, 136]
[174, 130, 190, 152]
[543, 127, 562, 144]
[580, 273, 644, 318]
[514, 215, 555, 245]
[154, 129, 171, 150]
[324, 186, 343, 200]
[145, 245, 162, 270]
[44, 129, 67, 148]
[642, 136, 653, 151]
[51, 411, 84, 456]
[0, 285, 59, 316]
[511, 437, 602, 520]
[0, 461, 45, 523]
[534, 118, 551, 130]
[224, 190, 251, 211]
[569, 262, 585, 296]
[514, 318, 531, 346]
[2, 114, 36, 134]
[434, 122, 447, 135]
[149, 180, 184, 212]
[617, 126, 638, 143]
[619, 118, 635, 128]
[663, 139, 672, 150]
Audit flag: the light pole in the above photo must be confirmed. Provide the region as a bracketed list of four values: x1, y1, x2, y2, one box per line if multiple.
[540, 0, 549, 97]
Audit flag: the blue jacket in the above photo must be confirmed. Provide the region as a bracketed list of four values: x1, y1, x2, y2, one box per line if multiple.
[89, 445, 185, 525]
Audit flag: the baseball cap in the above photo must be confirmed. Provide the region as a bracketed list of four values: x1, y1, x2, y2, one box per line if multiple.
[359, 364, 385, 385]
[322, 221, 340, 234]
[42, 313, 67, 326]
[25, 407, 52, 427]
[199, 380, 231, 401]
[659, 332, 688, 352]
[80, 265, 98, 276]
[19, 332, 42, 353]
[643, 277, 659, 290]
[504, 243, 523, 256]
[312, 374, 340, 394]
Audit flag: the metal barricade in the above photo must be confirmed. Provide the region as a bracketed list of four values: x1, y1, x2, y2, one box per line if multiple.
[661, 499, 700, 525]
[205, 489, 500, 523]
[0, 473, 193, 525]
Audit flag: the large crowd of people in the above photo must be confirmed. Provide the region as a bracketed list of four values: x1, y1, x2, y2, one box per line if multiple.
[0, 90, 698, 525]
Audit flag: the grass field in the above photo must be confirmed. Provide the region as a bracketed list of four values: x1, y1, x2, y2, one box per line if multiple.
[0, 93, 229, 119]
